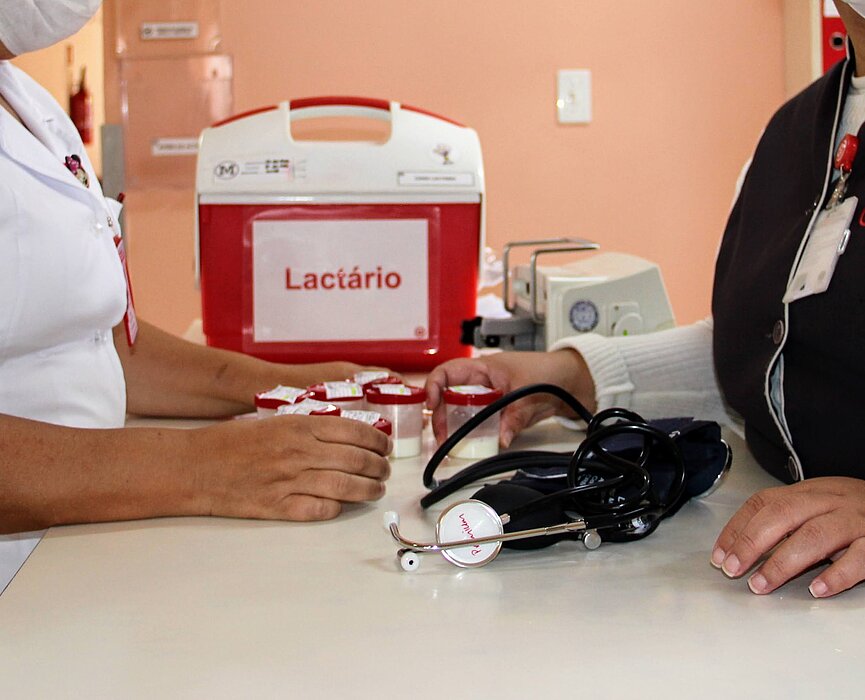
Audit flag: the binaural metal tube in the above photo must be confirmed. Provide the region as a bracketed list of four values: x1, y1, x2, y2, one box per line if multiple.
[388, 518, 588, 554]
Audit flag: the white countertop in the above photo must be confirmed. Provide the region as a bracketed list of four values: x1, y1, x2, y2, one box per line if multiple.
[1, 418, 863, 699]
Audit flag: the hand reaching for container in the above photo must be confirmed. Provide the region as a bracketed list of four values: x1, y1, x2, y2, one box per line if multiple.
[191, 414, 392, 521]
[424, 349, 596, 448]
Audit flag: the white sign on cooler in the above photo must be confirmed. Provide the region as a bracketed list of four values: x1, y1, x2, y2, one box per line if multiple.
[252, 219, 429, 342]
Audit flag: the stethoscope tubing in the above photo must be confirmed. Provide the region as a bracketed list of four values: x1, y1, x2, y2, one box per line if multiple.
[422, 383, 594, 490]
[407, 382, 722, 565]
[422, 384, 687, 521]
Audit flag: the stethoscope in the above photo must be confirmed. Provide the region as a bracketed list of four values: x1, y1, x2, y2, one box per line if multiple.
[384, 384, 731, 571]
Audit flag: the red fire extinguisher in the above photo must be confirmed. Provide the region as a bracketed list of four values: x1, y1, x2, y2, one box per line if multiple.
[70, 66, 93, 144]
[823, 3, 847, 73]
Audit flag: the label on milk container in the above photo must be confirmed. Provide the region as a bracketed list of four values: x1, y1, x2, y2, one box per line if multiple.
[377, 385, 412, 396]
[324, 382, 363, 399]
[449, 385, 495, 395]
[354, 371, 390, 386]
[340, 410, 383, 425]
[276, 399, 334, 415]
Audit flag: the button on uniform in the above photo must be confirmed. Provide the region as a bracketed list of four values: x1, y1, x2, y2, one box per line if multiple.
[772, 319, 785, 344]
[787, 456, 800, 481]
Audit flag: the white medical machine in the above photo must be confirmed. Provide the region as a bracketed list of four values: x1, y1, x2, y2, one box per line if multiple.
[463, 238, 676, 351]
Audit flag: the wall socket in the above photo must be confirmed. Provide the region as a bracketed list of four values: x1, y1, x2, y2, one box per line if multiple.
[557, 69, 592, 124]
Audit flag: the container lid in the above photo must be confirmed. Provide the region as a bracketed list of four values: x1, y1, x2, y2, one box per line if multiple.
[365, 384, 426, 405]
[255, 385, 308, 409]
[353, 371, 402, 389]
[276, 399, 339, 416]
[306, 382, 364, 402]
[443, 385, 503, 406]
[332, 409, 393, 435]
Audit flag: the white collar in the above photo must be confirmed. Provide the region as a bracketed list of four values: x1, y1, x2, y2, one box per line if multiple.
[0, 61, 100, 195]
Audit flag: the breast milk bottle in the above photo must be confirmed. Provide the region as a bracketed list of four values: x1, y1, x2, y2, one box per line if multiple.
[364, 384, 426, 458]
[443, 385, 503, 459]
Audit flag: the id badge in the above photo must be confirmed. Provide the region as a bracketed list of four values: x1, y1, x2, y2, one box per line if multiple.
[783, 196, 858, 303]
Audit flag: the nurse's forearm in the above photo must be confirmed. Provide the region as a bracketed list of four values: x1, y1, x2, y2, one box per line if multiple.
[114, 321, 272, 417]
[0, 414, 199, 533]
[114, 320, 364, 418]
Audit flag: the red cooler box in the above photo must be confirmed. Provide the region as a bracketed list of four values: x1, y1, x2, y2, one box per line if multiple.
[195, 96, 484, 371]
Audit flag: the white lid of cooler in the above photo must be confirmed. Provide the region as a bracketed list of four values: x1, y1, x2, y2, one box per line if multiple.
[196, 97, 484, 200]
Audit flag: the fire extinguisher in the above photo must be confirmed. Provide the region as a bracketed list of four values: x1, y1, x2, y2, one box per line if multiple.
[823, 3, 847, 73]
[69, 66, 93, 144]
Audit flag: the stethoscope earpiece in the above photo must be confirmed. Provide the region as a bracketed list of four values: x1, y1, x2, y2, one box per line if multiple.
[385, 501, 506, 570]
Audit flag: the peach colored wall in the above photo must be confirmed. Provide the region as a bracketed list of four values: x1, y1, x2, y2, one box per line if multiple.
[109, 1, 787, 337]
[12, 9, 104, 176]
[784, 0, 822, 95]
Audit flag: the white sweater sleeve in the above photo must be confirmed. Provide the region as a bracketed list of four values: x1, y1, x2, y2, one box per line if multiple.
[550, 318, 736, 426]
[545, 156, 755, 428]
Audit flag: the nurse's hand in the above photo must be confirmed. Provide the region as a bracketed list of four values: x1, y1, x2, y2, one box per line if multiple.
[193, 414, 391, 521]
[424, 349, 595, 447]
[711, 477, 865, 598]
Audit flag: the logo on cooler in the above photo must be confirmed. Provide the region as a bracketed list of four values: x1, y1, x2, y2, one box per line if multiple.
[286, 266, 402, 291]
[214, 161, 239, 179]
[432, 143, 455, 165]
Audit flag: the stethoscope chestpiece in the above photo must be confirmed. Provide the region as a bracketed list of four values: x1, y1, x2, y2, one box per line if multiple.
[436, 499, 504, 568]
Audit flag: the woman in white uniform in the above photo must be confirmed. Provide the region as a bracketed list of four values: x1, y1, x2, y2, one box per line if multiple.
[0, 1, 390, 590]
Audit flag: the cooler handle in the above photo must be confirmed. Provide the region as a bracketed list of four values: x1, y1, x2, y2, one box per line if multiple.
[212, 97, 466, 130]
[288, 95, 465, 127]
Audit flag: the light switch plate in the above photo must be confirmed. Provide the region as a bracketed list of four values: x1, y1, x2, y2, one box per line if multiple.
[557, 69, 592, 124]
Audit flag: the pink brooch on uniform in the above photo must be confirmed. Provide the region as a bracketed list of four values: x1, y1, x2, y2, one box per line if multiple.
[64, 154, 89, 187]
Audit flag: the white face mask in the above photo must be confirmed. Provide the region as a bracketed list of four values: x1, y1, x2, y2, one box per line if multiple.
[844, 1, 865, 19]
[0, 1, 102, 57]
